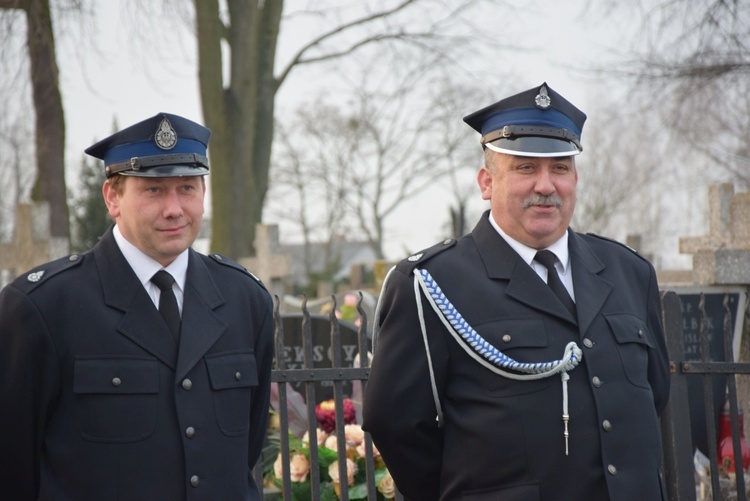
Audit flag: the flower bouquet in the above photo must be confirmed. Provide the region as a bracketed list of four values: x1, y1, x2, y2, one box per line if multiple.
[266, 398, 395, 500]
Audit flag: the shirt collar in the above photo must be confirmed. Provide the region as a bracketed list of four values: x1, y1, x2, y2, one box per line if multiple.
[487, 211, 570, 272]
[112, 224, 189, 291]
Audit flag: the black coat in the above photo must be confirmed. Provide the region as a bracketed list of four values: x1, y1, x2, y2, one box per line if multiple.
[363, 212, 670, 501]
[0, 228, 274, 500]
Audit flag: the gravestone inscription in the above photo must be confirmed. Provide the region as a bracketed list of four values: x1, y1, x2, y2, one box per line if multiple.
[277, 314, 367, 403]
[677, 290, 744, 456]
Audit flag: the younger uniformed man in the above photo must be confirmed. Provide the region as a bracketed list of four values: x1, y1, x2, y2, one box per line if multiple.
[0, 113, 273, 500]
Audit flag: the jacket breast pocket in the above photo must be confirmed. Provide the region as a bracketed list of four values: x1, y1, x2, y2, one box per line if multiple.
[73, 357, 159, 442]
[473, 319, 554, 397]
[605, 313, 654, 389]
[205, 352, 259, 436]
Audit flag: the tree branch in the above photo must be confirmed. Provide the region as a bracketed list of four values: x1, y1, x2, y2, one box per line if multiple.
[275, 0, 420, 86]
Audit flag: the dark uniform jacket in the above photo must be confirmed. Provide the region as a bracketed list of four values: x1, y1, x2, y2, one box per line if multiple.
[0, 227, 274, 500]
[363, 212, 670, 501]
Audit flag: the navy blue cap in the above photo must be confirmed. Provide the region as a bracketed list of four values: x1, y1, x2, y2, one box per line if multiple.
[85, 113, 211, 178]
[463, 83, 586, 157]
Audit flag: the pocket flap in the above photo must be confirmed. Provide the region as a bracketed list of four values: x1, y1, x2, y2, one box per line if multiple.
[74, 358, 159, 394]
[605, 313, 654, 348]
[205, 352, 258, 390]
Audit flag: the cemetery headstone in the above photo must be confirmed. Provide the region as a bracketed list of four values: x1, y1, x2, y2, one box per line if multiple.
[277, 314, 367, 403]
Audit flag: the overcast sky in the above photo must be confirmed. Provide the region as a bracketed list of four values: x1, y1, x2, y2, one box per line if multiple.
[9, 0, 704, 267]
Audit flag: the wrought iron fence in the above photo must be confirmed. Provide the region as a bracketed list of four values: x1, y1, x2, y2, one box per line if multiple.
[257, 293, 402, 500]
[259, 290, 749, 500]
[661, 290, 750, 501]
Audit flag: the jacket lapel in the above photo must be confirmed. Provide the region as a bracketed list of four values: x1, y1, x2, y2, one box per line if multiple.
[94, 228, 178, 369]
[472, 214, 577, 324]
[175, 250, 227, 381]
[568, 232, 612, 335]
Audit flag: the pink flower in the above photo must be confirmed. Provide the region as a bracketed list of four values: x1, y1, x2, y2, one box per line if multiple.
[328, 458, 358, 486]
[344, 424, 365, 448]
[377, 472, 396, 499]
[302, 428, 328, 447]
[344, 293, 358, 307]
[273, 453, 310, 483]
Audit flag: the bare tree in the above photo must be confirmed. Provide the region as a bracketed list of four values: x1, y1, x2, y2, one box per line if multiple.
[190, 0, 495, 259]
[268, 52, 484, 261]
[0, 0, 69, 239]
[603, 0, 750, 189]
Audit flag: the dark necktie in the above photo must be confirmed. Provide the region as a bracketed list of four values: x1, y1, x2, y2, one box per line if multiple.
[534, 250, 576, 317]
[151, 270, 181, 342]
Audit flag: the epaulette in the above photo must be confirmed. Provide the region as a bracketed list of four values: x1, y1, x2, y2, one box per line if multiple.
[208, 253, 267, 291]
[13, 252, 86, 294]
[396, 238, 458, 275]
[585, 232, 650, 263]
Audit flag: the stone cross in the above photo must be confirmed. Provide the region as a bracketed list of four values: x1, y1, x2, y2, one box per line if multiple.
[679, 184, 750, 285]
[239, 224, 290, 297]
[0, 203, 69, 283]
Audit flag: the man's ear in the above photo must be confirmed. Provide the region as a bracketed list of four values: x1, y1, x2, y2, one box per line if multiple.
[102, 180, 120, 219]
[477, 167, 493, 201]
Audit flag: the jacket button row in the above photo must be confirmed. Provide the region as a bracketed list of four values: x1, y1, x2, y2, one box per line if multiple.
[182, 379, 192, 390]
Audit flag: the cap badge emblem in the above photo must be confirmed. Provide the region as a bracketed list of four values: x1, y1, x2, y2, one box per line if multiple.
[27, 270, 45, 282]
[407, 253, 424, 262]
[534, 85, 551, 110]
[154, 117, 178, 150]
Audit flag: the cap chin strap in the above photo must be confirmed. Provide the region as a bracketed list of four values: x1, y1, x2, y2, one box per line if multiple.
[481, 124, 582, 152]
[105, 152, 209, 177]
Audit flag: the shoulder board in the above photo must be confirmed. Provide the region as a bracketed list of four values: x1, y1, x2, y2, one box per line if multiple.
[585, 232, 649, 261]
[13, 252, 86, 294]
[396, 238, 457, 275]
[208, 253, 267, 290]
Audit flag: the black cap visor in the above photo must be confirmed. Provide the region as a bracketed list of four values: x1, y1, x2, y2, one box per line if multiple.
[118, 164, 209, 178]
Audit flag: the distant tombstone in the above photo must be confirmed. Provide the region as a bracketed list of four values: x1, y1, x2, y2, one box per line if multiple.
[277, 314, 368, 403]
[675, 287, 747, 456]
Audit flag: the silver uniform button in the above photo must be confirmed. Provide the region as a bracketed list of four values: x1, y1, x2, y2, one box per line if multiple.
[592, 376, 602, 387]
[583, 338, 593, 348]
[608, 464, 618, 475]
[190, 475, 200, 487]
[182, 379, 192, 390]
[602, 420, 612, 432]
[111, 377, 122, 387]
[235, 371, 242, 381]
[638, 329, 644, 337]
[186, 426, 196, 438]
[502, 334, 512, 343]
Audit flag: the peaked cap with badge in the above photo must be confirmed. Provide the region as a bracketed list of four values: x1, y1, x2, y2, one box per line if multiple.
[463, 82, 586, 157]
[85, 112, 210, 178]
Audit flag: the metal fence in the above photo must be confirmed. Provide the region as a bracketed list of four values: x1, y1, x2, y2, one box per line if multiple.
[261, 290, 750, 500]
[661, 291, 750, 501]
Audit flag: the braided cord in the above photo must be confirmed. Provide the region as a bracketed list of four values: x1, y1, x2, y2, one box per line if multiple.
[415, 268, 582, 380]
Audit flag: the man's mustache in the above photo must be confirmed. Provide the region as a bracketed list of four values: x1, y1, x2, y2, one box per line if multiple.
[523, 195, 563, 208]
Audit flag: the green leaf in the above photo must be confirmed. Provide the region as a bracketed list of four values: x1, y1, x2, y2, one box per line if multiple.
[349, 483, 368, 499]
